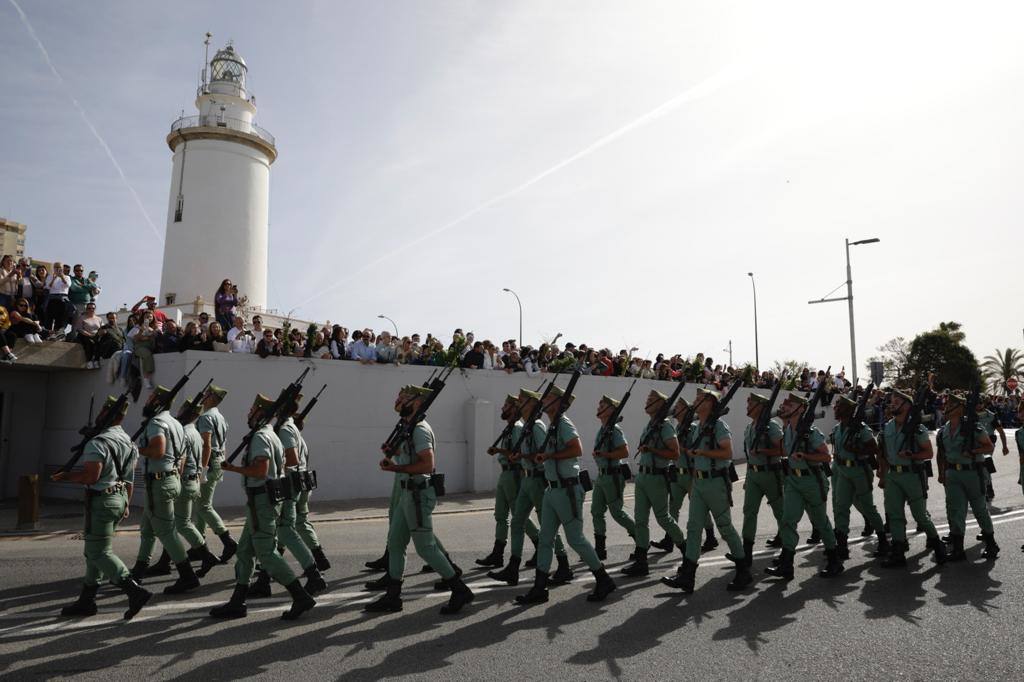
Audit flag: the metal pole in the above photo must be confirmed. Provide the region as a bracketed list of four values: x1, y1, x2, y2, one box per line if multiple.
[845, 239, 858, 386]
[748, 273, 759, 370]
[377, 314, 398, 337]
[503, 288, 522, 349]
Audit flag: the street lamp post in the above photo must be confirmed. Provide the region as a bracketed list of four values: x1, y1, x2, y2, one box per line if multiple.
[808, 237, 880, 386]
[377, 314, 398, 337]
[747, 272, 759, 370]
[502, 288, 523, 349]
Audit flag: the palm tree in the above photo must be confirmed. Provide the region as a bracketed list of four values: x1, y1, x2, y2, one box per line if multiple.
[981, 347, 1024, 394]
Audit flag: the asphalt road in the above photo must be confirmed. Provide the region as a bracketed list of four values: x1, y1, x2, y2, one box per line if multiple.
[2, 449, 1023, 681]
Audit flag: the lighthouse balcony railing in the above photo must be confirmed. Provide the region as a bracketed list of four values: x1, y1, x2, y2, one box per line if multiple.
[170, 115, 275, 147]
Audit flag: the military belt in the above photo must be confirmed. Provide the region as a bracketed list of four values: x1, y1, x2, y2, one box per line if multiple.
[748, 463, 782, 472]
[183, 473, 200, 481]
[500, 464, 516, 471]
[547, 477, 579, 489]
[948, 462, 985, 471]
[788, 467, 819, 477]
[890, 464, 925, 474]
[693, 468, 730, 480]
[529, 470, 546, 479]
[637, 465, 664, 475]
[598, 465, 625, 475]
[836, 458, 859, 468]
[88, 483, 126, 496]
[400, 479, 430, 491]
[146, 470, 178, 481]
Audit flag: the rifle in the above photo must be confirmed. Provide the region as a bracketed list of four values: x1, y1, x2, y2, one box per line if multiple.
[842, 382, 876, 469]
[692, 378, 744, 449]
[179, 378, 214, 424]
[961, 384, 985, 482]
[638, 379, 686, 450]
[787, 366, 832, 457]
[510, 371, 563, 455]
[896, 383, 931, 455]
[381, 366, 455, 456]
[131, 360, 203, 441]
[750, 371, 786, 454]
[380, 370, 439, 451]
[491, 379, 546, 451]
[595, 378, 637, 452]
[293, 383, 327, 429]
[226, 366, 312, 464]
[537, 370, 583, 453]
[58, 390, 131, 475]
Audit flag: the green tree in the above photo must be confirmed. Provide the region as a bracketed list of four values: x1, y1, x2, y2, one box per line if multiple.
[864, 336, 909, 385]
[981, 348, 1024, 394]
[771, 359, 810, 389]
[904, 321, 980, 390]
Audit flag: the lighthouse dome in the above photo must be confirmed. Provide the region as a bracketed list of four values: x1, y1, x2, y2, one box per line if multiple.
[208, 44, 247, 97]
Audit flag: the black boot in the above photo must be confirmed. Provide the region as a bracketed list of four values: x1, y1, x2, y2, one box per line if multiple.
[549, 554, 574, 585]
[218, 531, 238, 564]
[119, 577, 152, 621]
[880, 541, 907, 568]
[836, 532, 850, 561]
[164, 561, 201, 595]
[650, 533, 674, 552]
[281, 579, 316, 621]
[434, 561, 463, 591]
[488, 555, 522, 586]
[129, 560, 149, 583]
[743, 540, 755, 568]
[303, 564, 327, 595]
[805, 528, 821, 546]
[621, 549, 649, 577]
[364, 572, 393, 591]
[982, 532, 1000, 560]
[311, 545, 331, 572]
[587, 567, 617, 602]
[765, 533, 782, 548]
[928, 536, 948, 565]
[514, 571, 549, 605]
[364, 580, 403, 612]
[701, 527, 719, 553]
[818, 548, 844, 578]
[146, 550, 173, 576]
[948, 534, 967, 561]
[60, 584, 99, 617]
[764, 548, 795, 579]
[660, 558, 697, 593]
[195, 544, 221, 578]
[860, 516, 874, 537]
[209, 584, 248, 619]
[873, 531, 891, 558]
[187, 547, 203, 561]
[594, 534, 607, 561]
[440, 575, 475, 615]
[364, 548, 389, 571]
[727, 557, 753, 591]
[475, 540, 507, 568]
[247, 568, 272, 598]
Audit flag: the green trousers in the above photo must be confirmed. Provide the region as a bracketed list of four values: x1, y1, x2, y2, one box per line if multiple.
[883, 470, 939, 544]
[235, 490, 297, 586]
[173, 477, 206, 548]
[137, 475, 187, 564]
[684, 477, 744, 562]
[780, 471, 837, 552]
[670, 473, 713, 536]
[508, 476, 553, 558]
[831, 464, 885, 536]
[590, 472, 636, 536]
[742, 469, 785, 542]
[387, 485, 456, 580]
[192, 464, 227, 537]
[944, 468, 994, 536]
[294, 489, 321, 550]
[278, 497, 316, 570]
[633, 473, 685, 550]
[537, 484, 602, 573]
[493, 470, 521, 542]
[83, 491, 131, 587]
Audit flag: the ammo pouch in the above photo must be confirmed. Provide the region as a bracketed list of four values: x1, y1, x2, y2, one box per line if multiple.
[302, 470, 318, 491]
[821, 462, 833, 477]
[264, 477, 288, 503]
[288, 470, 304, 495]
[728, 463, 740, 482]
[984, 457, 997, 474]
[620, 463, 632, 481]
[923, 461, 935, 478]
[579, 469, 593, 492]
[430, 472, 446, 497]
[665, 465, 680, 483]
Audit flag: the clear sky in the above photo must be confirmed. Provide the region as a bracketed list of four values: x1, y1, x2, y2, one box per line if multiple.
[2, 1, 1021, 376]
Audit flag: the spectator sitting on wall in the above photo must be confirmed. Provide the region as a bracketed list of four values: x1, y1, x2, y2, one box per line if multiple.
[309, 331, 331, 359]
[128, 311, 157, 388]
[197, 311, 210, 334]
[155, 319, 180, 354]
[349, 328, 378, 364]
[8, 297, 47, 344]
[329, 326, 347, 359]
[226, 317, 246, 344]
[257, 328, 281, 358]
[0, 305, 17, 364]
[69, 264, 99, 325]
[376, 331, 397, 363]
[251, 314, 264, 336]
[130, 296, 167, 332]
[208, 322, 229, 352]
[74, 301, 104, 367]
[462, 341, 485, 369]
[178, 321, 204, 352]
[96, 311, 123, 358]
[229, 323, 256, 353]
[482, 340, 503, 369]
[0, 255, 20, 311]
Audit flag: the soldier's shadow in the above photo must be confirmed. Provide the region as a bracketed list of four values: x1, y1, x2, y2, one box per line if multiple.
[933, 552, 1002, 613]
[857, 549, 939, 624]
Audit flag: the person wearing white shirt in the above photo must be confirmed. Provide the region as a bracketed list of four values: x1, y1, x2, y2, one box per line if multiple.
[226, 317, 245, 344]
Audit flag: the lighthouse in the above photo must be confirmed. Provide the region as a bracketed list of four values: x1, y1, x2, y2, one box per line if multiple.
[159, 39, 276, 312]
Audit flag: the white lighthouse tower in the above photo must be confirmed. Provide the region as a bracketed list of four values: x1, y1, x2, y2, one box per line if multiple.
[160, 38, 276, 312]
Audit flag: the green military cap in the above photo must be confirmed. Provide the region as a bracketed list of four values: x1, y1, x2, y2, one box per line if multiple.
[647, 389, 668, 403]
[785, 392, 809, 406]
[834, 394, 857, 409]
[504, 393, 519, 404]
[519, 388, 542, 401]
[600, 394, 621, 408]
[252, 393, 276, 412]
[401, 385, 434, 398]
[944, 392, 966, 406]
[747, 392, 770, 404]
[102, 395, 129, 416]
[547, 385, 576, 401]
[151, 385, 172, 400]
[697, 387, 721, 401]
[207, 384, 228, 402]
[891, 389, 914, 404]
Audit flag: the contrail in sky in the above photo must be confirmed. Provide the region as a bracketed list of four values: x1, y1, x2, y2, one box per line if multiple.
[298, 64, 749, 309]
[10, 0, 164, 243]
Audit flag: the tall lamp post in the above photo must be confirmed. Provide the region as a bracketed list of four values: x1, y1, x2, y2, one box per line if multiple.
[502, 288, 523, 349]
[377, 314, 398, 337]
[807, 237, 880, 386]
[747, 272, 759, 370]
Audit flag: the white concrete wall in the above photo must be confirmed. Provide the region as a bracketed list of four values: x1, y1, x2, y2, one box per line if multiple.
[159, 138, 270, 310]
[36, 352, 837, 506]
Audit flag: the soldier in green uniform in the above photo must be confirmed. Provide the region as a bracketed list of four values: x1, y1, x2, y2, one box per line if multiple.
[937, 393, 998, 560]
[274, 394, 329, 594]
[53, 396, 151, 620]
[621, 390, 687, 577]
[1017, 400, 1024, 552]
[829, 395, 889, 561]
[590, 395, 636, 561]
[976, 398, 1007, 501]
[476, 394, 525, 568]
[210, 394, 317, 620]
[488, 389, 565, 586]
[193, 385, 238, 563]
[875, 390, 947, 568]
[129, 386, 202, 595]
[288, 400, 331, 570]
[739, 392, 785, 567]
[364, 385, 474, 615]
[515, 385, 616, 604]
[663, 388, 750, 592]
[763, 393, 843, 580]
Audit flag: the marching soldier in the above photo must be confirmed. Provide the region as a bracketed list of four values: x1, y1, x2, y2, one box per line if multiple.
[976, 397, 1008, 501]
[288, 401, 331, 570]
[193, 385, 238, 563]
[830, 395, 889, 560]
[739, 392, 785, 567]
[621, 390, 686, 577]
[488, 389, 566, 587]
[876, 390, 947, 568]
[937, 393, 998, 560]
[515, 385, 616, 604]
[663, 388, 750, 592]
[476, 394, 525, 568]
[364, 385, 474, 615]
[210, 394, 317, 620]
[590, 395, 637, 561]
[53, 396, 151, 620]
[1018, 400, 1024, 552]
[763, 393, 843, 580]
[129, 386, 203, 595]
